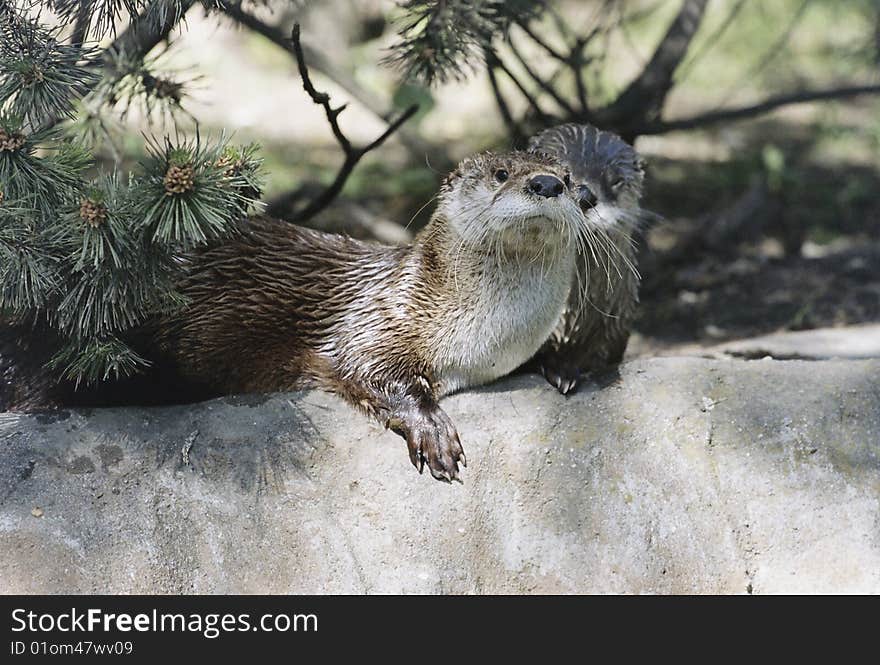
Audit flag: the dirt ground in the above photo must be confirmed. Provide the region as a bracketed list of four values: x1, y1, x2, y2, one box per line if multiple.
[632, 117, 880, 355]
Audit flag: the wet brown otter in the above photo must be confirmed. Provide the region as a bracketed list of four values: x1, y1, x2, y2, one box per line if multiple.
[1, 123, 644, 482]
[157, 150, 582, 481]
[158, 124, 644, 481]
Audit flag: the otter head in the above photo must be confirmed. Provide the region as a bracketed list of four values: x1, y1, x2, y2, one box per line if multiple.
[528, 124, 644, 233]
[437, 151, 583, 255]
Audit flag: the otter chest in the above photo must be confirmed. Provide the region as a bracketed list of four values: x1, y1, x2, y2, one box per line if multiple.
[434, 256, 573, 395]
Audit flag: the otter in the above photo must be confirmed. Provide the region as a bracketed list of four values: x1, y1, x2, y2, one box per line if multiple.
[1, 123, 644, 482]
[529, 124, 644, 394]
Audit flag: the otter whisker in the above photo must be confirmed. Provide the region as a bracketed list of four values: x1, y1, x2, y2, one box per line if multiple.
[404, 193, 441, 231]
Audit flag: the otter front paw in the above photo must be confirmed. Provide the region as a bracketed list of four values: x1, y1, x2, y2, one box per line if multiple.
[389, 406, 466, 482]
[540, 357, 581, 395]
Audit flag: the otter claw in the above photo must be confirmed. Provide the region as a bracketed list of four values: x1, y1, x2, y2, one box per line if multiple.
[431, 469, 451, 483]
[396, 406, 466, 483]
[541, 361, 581, 396]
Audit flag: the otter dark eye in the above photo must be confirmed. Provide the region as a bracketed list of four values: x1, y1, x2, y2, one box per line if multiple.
[494, 169, 509, 183]
[578, 184, 598, 208]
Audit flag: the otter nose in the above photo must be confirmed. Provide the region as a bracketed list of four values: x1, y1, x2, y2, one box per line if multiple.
[528, 174, 564, 198]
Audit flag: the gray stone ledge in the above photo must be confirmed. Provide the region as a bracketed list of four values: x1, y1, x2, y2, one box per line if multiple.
[1, 357, 878, 593]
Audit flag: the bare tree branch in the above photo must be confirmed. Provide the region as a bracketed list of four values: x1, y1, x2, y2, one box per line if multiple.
[507, 33, 576, 116]
[514, 7, 611, 117]
[220, 1, 448, 168]
[602, 0, 708, 127]
[637, 84, 880, 135]
[491, 52, 552, 126]
[715, 0, 812, 108]
[514, 19, 568, 63]
[675, 0, 747, 83]
[486, 58, 524, 146]
[69, 1, 92, 48]
[289, 24, 418, 223]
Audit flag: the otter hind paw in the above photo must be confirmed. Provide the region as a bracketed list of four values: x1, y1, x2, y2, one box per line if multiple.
[540, 360, 581, 395]
[395, 406, 466, 483]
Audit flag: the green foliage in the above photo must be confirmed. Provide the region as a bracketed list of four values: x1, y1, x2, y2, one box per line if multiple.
[392, 82, 435, 127]
[0, 13, 99, 124]
[386, 0, 544, 84]
[46, 1, 194, 41]
[62, 174, 134, 270]
[0, 0, 266, 387]
[0, 119, 88, 214]
[46, 335, 150, 387]
[0, 210, 63, 312]
[136, 135, 263, 250]
[51, 1, 142, 36]
[96, 45, 195, 124]
[761, 144, 787, 192]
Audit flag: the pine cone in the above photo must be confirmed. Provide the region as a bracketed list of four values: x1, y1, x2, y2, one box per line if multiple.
[0, 190, 4, 205]
[22, 66, 45, 85]
[0, 129, 26, 152]
[79, 198, 108, 228]
[215, 154, 247, 178]
[214, 154, 235, 177]
[163, 163, 195, 195]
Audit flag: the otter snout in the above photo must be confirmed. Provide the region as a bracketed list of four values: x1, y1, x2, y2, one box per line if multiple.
[528, 174, 564, 198]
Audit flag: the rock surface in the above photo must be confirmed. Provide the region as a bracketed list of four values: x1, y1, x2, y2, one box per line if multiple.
[708, 324, 880, 360]
[1, 357, 879, 594]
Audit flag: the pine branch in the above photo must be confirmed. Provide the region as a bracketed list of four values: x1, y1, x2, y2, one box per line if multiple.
[0, 1, 271, 389]
[134, 133, 263, 250]
[0, 119, 89, 217]
[37, 0, 198, 132]
[94, 45, 198, 127]
[48, 335, 150, 386]
[385, 0, 544, 85]
[0, 8, 100, 126]
[0, 218, 63, 313]
[105, 0, 196, 55]
[51, 0, 144, 42]
[59, 172, 135, 271]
